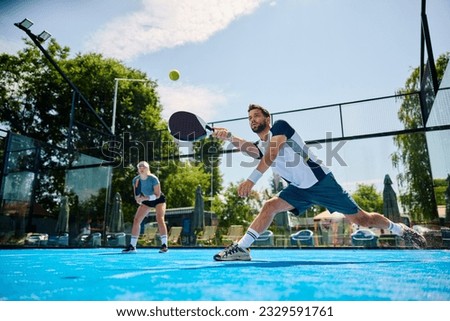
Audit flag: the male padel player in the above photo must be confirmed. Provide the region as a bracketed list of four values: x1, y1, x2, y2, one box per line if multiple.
[212, 104, 426, 261]
[122, 161, 169, 253]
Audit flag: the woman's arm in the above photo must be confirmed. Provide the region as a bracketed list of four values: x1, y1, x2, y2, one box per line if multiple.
[152, 184, 161, 199]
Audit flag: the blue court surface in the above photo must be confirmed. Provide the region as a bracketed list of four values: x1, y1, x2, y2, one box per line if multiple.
[0, 248, 449, 301]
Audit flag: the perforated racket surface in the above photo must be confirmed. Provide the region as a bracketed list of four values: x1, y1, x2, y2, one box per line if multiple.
[168, 111, 213, 141]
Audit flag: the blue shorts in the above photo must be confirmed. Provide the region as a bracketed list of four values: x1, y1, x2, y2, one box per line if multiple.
[278, 173, 359, 215]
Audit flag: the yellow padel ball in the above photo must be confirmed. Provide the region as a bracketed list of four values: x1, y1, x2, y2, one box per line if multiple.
[169, 69, 180, 81]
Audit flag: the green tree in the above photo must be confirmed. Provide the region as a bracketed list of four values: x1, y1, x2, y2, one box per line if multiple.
[392, 52, 449, 222]
[1, 39, 81, 217]
[0, 39, 70, 143]
[434, 178, 447, 206]
[0, 39, 210, 226]
[162, 161, 211, 209]
[212, 181, 260, 234]
[192, 136, 225, 210]
[351, 183, 383, 213]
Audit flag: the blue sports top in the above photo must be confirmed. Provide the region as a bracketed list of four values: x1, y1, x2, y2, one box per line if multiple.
[255, 119, 330, 189]
[132, 174, 160, 196]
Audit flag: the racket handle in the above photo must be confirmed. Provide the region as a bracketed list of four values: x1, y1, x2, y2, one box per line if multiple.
[207, 125, 232, 139]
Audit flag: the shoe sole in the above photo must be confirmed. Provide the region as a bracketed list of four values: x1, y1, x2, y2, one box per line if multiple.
[213, 255, 251, 261]
[399, 224, 427, 249]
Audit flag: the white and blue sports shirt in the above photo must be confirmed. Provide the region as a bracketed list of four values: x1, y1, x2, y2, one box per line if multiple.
[255, 119, 330, 189]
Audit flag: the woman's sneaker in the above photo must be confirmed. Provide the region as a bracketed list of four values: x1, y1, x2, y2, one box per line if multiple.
[159, 244, 168, 253]
[399, 223, 427, 249]
[122, 244, 137, 253]
[213, 242, 251, 261]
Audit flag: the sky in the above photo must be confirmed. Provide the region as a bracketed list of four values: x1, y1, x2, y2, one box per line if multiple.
[1, 0, 450, 198]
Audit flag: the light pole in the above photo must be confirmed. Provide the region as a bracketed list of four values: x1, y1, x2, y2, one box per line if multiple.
[105, 77, 148, 244]
[111, 78, 148, 134]
[15, 18, 115, 239]
[14, 18, 113, 137]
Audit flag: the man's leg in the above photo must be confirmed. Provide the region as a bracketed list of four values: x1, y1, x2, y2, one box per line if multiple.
[213, 197, 293, 261]
[345, 209, 390, 229]
[306, 173, 427, 249]
[346, 209, 426, 248]
[238, 196, 293, 248]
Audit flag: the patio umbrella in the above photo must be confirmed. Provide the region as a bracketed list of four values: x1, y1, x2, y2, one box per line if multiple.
[109, 192, 124, 233]
[383, 174, 401, 223]
[192, 185, 205, 231]
[446, 174, 450, 223]
[55, 195, 69, 234]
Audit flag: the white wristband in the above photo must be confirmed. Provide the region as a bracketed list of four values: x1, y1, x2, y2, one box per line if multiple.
[247, 169, 263, 184]
[148, 195, 156, 201]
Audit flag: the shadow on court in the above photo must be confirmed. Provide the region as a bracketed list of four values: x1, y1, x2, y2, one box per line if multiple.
[185, 259, 421, 269]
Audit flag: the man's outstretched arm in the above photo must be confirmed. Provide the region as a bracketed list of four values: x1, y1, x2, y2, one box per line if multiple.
[212, 127, 261, 159]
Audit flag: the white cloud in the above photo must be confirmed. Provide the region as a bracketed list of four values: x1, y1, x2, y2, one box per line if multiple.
[84, 0, 264, 60]
[158, 84, 228, 121]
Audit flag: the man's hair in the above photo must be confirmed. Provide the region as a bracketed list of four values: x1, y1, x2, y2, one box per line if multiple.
[248, 104, 270, 117]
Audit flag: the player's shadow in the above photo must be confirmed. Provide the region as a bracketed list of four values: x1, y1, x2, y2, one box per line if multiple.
[186, 259, 421, 270]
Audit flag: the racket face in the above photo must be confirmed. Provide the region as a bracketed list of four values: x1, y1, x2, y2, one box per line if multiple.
[168, 111, 209, 141]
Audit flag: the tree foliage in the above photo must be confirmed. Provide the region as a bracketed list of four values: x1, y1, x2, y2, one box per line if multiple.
[0, 39, 212, 226]
[433, 178, 447, 206]
[392, 52, 449, 222]
[351, 183, 383, 213]
[212, 181, 261, 233]
[0, 39, 70, 143]
[192, 136, 225, 209]
[162, 161, 211, 209]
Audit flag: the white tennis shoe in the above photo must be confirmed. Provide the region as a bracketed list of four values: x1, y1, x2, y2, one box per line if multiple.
[399, 223, 427, 249]
[213, 242, 251, 261]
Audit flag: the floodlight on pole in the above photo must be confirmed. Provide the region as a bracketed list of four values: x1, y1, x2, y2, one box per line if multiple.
[14, 18, 113, 136]
[111, 78, 148, 135]
[15, 18, 34, 31]
[37, 30, 52, 42]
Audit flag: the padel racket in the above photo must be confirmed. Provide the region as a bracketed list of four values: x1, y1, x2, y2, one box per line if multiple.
[168, 111, 231, 141]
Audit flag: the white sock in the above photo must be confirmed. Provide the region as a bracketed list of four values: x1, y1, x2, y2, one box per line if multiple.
[130, 236, 138, 247]
[160, 235, 168, 246]
[388, 222, 403, 236]
[238, 228, 259, 248]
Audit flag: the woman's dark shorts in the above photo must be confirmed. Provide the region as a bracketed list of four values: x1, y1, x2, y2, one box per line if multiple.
[142, 193, 166, 208]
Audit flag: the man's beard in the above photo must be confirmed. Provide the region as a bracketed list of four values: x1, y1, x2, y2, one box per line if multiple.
[251, 122, 267, 134]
